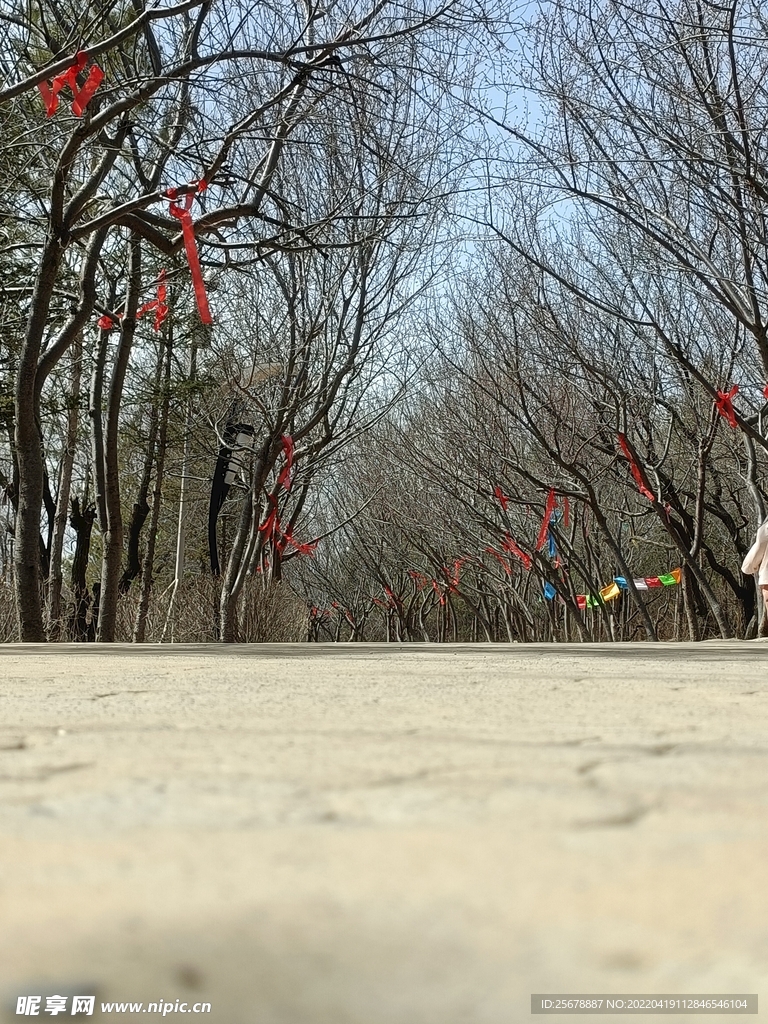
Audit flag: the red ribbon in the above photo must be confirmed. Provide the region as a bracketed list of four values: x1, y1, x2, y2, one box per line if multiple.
[430, 580, 447, 605]
[444, 557, 466, 593]
[485, 546, 512, 576]
[38, 51, 103, 117]
[258, 494, 280, 540]
[136, 270, 169, 332]
[714, 385, 739, 428]
[501, 533, 531, 571]
[279, 525, 317, 556]
[493, 485, 509, 511]
[167, 181, 213, 325]
[407, 570, 428, 590]
[762, 384, 768, 401]
[277, 435, 295, 491]
[535, 489, 558, 551]
[617, 433, 655, 502]
[97, 313, 122, 330]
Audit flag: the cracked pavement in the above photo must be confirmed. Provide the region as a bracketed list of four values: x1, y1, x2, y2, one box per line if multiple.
[0, 642, 766, 1022]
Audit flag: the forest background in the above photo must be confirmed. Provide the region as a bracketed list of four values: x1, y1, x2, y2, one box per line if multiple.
[2, 0, 768, 645]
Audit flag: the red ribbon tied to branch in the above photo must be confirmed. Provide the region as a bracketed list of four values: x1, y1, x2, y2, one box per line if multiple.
[167, 181, 213, 325]
[258, 493, 280, 540]
[714, 385, 739, 428]
[38, 51, 104, 117]
[137, 270, 169, 332]
[501, 533, 531, 571]
[493, 485, 509, 511]
[97, 312, 122, 330]
[535, 489, 558, 551]
[485, 546, 512, 576]
[277, 435, 295, 491]
[617, 433, 655, 502]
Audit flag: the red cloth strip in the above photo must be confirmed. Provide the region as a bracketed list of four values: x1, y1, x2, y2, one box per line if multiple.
[617, 433, 655, 502]
[136, 270, 168, 332]
[277, 435, 295, 491]
[501, 533, 531, 571]
[714, 385, 739, 428]
[430, 580, 447, 605]
[535, 489, 557, 551]
[38, 52, 103, 117]
[258, 494, 279, 540]
[71, 64, 104, 116]
[167, 182, 213, 325]
[97, 313, 121, 330]
[645, 577, 663, 587]
[407, 570, 428, 590]
[493, 485, 509, 511]
[485, 546, 512, 576]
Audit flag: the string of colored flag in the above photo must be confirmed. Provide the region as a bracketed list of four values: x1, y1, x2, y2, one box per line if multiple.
[544, 568, 682, 607]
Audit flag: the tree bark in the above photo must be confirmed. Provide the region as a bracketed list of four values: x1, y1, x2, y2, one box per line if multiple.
[134, 324, 173, 643]
[47, 333, 83, 638]
[14, 238, 64, 642]
[97, 236, 141, 642]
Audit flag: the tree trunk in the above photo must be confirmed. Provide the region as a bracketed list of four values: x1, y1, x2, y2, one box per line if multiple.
[47, 334, 83, 638]
[134, 324, 173, 643]
[69, 496, 97, 642]
[14, 239, 64, 641]
[120, 336, 166, 594]
[97, 236, 141, 641]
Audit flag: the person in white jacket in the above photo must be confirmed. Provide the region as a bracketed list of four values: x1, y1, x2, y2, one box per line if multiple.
[742, 519, 768, 606]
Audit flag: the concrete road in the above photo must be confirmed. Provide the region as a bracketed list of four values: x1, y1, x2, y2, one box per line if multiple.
[0, 642, 766, 1022]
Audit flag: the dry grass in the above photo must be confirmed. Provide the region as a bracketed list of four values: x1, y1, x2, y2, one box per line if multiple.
[0, 575, 308, 644]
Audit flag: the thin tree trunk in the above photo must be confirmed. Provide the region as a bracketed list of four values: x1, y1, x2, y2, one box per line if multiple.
[14, 239, 64, 641]
[120, 337, 166, 594]
[97, 236, 141, 642]
[47, 334, 83, 638]
[69, 496, 97, 642]
[134, 324, 173, 643]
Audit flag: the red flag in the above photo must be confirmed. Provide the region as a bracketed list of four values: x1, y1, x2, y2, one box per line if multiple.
[493, 485, 509, 511]
[167, 181, 213, 324]
[277, 435, 295, 491]
[501, 533, 531, 571]
[535, 489, 558, 551]
[617, 433, 655, 502]
[714, 385, 739, 428]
